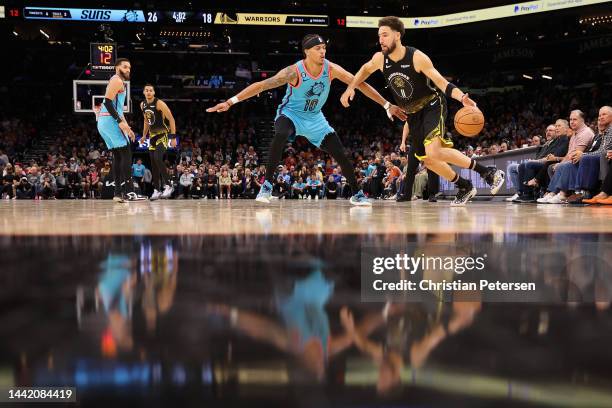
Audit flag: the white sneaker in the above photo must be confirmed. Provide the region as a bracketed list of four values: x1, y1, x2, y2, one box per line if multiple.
[547, 193, 567, 204]
[161, 185, 174, 199]
[307, 195, 311, 200]
[537, 194, 554, 204]
[315, 195, 319, 201]
[150, 189, 162, 201]
[125, 192, 148, 202]
[386, 194, 397, 201]
[506, 193, 519, 202]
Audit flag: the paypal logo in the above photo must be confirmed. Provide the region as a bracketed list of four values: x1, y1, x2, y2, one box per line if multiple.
[514, 4, 539, 13]
[414, 18, 438, 26]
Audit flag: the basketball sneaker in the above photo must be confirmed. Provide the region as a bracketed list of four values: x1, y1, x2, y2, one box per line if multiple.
[161, 184, 174, 199]
[483, 168, 505, 195]
[350, 190, 372, 206]
[150, 189, 162, 201]
[256, 180, 273, 204]
[113, 196, 124, 203]
[451, 186, 477, 206]
[125, 192, 148, 202]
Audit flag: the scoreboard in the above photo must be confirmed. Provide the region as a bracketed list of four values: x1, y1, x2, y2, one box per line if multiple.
[90, 43, 117, 73]
[144, 11, 215, 24]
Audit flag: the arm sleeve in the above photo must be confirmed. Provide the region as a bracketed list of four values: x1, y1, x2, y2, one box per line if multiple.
[103, 98, 123, 123]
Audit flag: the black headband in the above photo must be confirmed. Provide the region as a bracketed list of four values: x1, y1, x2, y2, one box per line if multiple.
[303, 36, 326, 50]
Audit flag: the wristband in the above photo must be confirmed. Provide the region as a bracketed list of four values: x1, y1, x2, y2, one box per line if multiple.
[168, 133, 177, 139]
[383, 101, 391, 110]
[229, 96, 239, 105]
[445, 82, 458, 99]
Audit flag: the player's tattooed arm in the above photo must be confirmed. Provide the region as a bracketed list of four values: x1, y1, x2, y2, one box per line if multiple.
[206, 65, 298, 113]
[260, 65, 298, 91]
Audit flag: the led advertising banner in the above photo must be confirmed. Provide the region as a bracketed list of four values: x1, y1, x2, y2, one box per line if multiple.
[214, 12, 329, 26]
[347, 0, 611, 29]
[23, 7, 146, 22]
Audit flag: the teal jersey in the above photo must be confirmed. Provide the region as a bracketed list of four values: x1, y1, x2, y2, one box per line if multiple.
[276, 59, 332, 118]
[100, 75, 126, 118]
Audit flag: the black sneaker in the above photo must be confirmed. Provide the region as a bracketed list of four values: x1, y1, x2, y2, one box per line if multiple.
[515, 194, 536, 203]
[396, 195, 411, 202]
[484, 168, 505, 195]
[428, 195, 438, 203]
[451, 186, 477, 206]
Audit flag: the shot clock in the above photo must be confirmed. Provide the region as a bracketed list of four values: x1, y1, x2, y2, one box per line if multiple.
[90, 43, 117, 73]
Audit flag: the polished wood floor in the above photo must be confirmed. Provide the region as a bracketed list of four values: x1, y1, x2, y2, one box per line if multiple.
[1, 199, 611, 235]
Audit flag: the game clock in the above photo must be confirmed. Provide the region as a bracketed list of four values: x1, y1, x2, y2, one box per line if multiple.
[90, 43, 117, 72]
[145, 11, 215, 24]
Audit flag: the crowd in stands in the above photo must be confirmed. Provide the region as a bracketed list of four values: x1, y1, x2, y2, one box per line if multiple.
[1, 71, 610, 202]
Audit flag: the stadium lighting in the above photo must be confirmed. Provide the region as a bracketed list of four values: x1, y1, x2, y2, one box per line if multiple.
[522, 74, 533, 80]
[39, 29, 49, 39]
[12, 31, 18, 36]
[542, 75, 552, 80]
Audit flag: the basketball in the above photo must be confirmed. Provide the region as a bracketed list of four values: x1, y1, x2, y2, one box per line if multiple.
[454, 106, 484, 137]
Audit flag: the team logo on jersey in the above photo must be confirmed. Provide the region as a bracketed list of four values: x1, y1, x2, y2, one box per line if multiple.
[388, 73, 414, 100]
[305, 81, 325, 98]
[144, 109, 156, 126]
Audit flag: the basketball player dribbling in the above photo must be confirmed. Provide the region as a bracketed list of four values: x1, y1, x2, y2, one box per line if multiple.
[140, 84, 177, 200]
[206, 34, 408, 206]
[341, 16, 505, 206]
[96, 58, 147, 202]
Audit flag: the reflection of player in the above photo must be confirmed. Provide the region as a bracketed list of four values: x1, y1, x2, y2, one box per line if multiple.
[140, 242, 179, 333]
[207, 34, 407, 206]
[344, 300, 480, 395]
[97, 58, 147, 202]
[341, 16, 505, 206]
[207, 269, 379, 381]
[139, 84, 177, 200]
[96, 254, 137, 356]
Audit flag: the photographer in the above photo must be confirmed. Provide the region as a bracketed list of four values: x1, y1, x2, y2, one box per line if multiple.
[231, 173, 244, 198]
[15, 176, 34, 200]
[244, 169, 258, 199]
[37, 167, 56, 199]
[40, 175, 56, 199]
[325, 175, 338, 200]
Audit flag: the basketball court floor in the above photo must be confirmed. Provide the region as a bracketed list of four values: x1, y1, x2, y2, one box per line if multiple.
[2, 200, 612, 406]
[1, 200, 611, 235]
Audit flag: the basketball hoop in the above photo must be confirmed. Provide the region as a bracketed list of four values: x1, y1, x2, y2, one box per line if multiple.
[93, 105, 101, 121]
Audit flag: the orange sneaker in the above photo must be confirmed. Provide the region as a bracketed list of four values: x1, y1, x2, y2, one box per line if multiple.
[596, 197, 612, 205]
[582, 197, 602, 204]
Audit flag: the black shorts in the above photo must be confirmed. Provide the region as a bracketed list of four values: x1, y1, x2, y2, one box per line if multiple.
[149, 132, 169, 151]
[406, 94, 453, 160]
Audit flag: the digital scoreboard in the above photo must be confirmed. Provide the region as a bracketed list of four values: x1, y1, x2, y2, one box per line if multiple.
[90, 43, 117, 73]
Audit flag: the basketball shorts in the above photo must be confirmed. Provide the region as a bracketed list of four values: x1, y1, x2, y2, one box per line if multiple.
[149, 132, 169, 151]
[274, 111, 335, 148]
[406, 94, 453, 161]
[97, 116, 130, 150]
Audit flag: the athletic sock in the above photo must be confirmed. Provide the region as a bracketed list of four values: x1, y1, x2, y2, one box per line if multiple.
[469, 158, 489, 177]
[451, 172, 472, 189]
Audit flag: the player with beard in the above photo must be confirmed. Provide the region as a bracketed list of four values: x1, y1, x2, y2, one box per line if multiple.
[97, 58, 146, 202]
[341, 17, 505, 206]
[207, 34, 407, 206]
